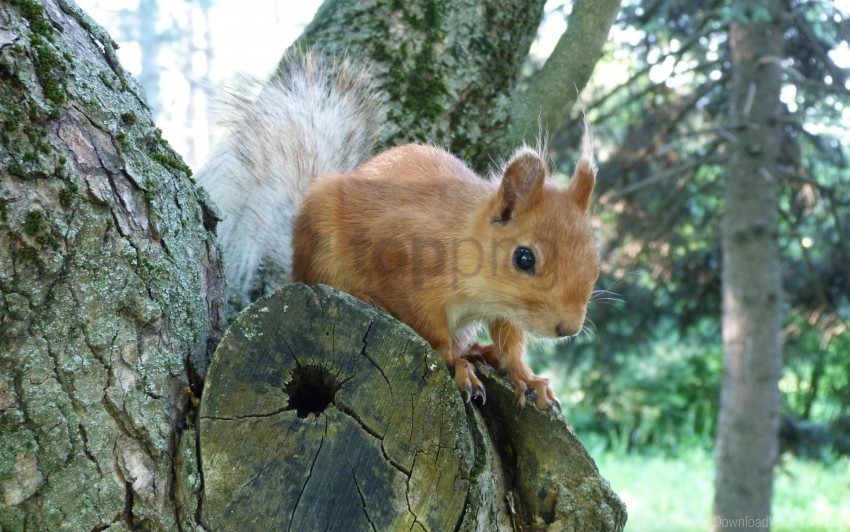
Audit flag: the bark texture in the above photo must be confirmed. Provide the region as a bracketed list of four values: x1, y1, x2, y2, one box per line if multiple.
[201, 284, 626, 531]
[294, 0, 620, 170]
[0, 1, 226, 529]
[293, 0, 548, 172]
[714, 1, 784, 529]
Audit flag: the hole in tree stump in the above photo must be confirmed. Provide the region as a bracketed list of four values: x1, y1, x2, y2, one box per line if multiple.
[283, 364, 340, 418]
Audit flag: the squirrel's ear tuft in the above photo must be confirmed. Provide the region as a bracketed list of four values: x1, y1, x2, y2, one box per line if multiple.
[567, 158, 596, 213]
[567, 115, 596, 213]
[492, 149, 547, 224]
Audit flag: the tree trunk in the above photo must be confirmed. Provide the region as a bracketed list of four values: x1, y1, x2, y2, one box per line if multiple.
[714, 1, 784, 529]
[0, 1, 225, 529]
[295, 0, 619, 172]
[201, 284, 626, 531]
[294, 0, 546, 172]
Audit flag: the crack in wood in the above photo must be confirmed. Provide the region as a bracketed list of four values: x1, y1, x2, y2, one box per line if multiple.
[102, 393, 156, 458]
[238, 456, 275, 493]
[288, 415, 327, 532]
[123, 480, 135, 528]
[334, 401, 384, 441]
[78, 423, 103, 476]
[408, 393, 415, 444]
[382, 444, 412, 479]
[333, 400, 412, 477]
[405, 452, 425, 531]
[359, 321, 392, 392]
[169, 427, 183, 532]
[346, 452, 377, 532]
[281, 336, 301, 366]
[43, 337, 77, 465]
[200, 407, 289, 421]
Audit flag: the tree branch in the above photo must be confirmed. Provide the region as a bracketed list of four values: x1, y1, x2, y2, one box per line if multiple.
[789, 8, 848, 86]
[507, 0, 621, 144]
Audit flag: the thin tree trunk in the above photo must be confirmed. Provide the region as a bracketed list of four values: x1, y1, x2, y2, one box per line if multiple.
[506, 0, 621, 145]
[714, 1, 784, 529]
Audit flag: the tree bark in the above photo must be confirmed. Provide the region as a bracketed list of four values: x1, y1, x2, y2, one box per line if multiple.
[0, 1, 225, 529]
[295, 0, 620, 169]
[201, 284, 626, 531]
[293, 0, 548, 172]
[714, 1, 784, 529]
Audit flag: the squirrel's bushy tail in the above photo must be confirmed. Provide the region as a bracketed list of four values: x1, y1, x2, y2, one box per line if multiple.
[197, 51, 385, 304]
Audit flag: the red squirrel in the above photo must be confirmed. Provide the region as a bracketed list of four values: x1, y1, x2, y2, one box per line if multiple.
[198, 52, 600, 411]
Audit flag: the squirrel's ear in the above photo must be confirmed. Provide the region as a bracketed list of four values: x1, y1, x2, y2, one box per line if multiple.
[492, 150, 546, 224]
[566, 158, 595, 213]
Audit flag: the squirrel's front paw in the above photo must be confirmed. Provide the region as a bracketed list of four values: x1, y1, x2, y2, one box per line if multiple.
[451, 358, 486, 404]
[512, 376, 561, 413]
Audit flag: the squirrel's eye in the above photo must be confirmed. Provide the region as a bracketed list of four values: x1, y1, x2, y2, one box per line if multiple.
[513, 246, 536, 274]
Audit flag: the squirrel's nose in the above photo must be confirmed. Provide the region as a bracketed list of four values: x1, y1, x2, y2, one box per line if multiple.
[555, 323, 579, 337]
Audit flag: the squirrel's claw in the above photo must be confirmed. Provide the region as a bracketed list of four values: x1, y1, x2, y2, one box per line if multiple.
[531, 380, 561, 413]
[453, 358, 486, 406]
[515, 394, 527, 410]
[473, 383, 487, 405]
[544, 397, 562, 418]
[509, 376, 562, 414]
[464, 383, 486, 404]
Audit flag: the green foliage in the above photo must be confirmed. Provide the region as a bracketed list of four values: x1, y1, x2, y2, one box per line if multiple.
[782, 313, 850, 421]
[539, 0, 850, 452]
[534, 319, 722, 452]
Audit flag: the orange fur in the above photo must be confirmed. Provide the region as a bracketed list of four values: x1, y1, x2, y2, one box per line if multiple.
[292, 143, 600, 409]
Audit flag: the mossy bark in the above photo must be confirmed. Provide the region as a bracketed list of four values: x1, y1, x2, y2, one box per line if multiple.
[292, 0, 548, 173]
[293, 0, 620, 173]
[201, 285, 626, 531]
[0, 0, 226, 529]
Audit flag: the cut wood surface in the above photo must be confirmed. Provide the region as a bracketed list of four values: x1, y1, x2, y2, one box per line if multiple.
[200, 284, 626, 531]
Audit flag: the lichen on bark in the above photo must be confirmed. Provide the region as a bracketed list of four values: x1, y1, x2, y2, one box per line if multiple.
[0, 0, 225, 529]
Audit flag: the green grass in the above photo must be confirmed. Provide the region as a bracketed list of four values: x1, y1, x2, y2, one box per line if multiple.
[592, 447, 850, 531]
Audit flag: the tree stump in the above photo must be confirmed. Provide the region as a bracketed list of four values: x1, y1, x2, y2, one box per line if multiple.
[200, 284, 626, 530]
